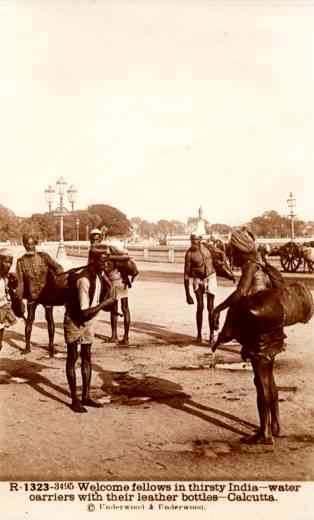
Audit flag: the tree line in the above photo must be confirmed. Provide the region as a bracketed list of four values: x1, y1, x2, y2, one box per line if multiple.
[0, 204, 313, 243]
[0, 204, 131, 243]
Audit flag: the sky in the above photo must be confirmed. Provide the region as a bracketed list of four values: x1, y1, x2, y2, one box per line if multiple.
[1, 0, 314, 226]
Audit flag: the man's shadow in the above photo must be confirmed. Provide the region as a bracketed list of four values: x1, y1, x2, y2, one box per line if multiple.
[97, 318, 196, 346]
[92, 364, 257, 437]
[35, 321, 64, 332]
[0, 353, 69, 407]
[4, 330, 44, 354]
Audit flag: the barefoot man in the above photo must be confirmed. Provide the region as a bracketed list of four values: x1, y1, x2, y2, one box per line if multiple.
[184, 233, 217, 345]
[64, 245, 115, 413]
[16, 233, 63, 357]
[89, 229, 134, 347]
[212, 228, 285, 444]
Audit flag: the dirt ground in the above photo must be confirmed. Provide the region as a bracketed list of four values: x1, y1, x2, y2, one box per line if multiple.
[0, 264, 314, 482]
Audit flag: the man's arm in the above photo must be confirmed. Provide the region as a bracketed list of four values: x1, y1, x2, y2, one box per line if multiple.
[184, 251, 194, 304]
[40, 252, 64, 273]
[214, 261, 257, 314]
[109, 244, 127, 254]
[8, 272, 26, 318]
[211, 248, 236, 282]
[14, 258, 25, 300]
[80, 297, 115, 321]
[78, 277, 115, 321]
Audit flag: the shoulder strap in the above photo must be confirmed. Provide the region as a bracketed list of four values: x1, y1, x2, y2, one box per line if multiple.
[38, 251, 55, 268]
[38, 251, 49, 260]
[199, 245, 210, 275]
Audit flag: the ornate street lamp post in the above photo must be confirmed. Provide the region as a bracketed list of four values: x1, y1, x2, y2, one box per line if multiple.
[67, 184, 77, 212]
[44, 185, 55, 213]
[76, 217, 80, 242]
[45, 177, 77, 260]
[287, 192, 296, 240]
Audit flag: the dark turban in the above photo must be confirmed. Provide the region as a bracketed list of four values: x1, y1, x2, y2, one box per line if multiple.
[230, 228, 256, 254]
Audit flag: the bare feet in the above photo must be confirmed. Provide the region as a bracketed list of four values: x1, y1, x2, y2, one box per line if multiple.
[81, 398, 104, 408]
[102, 336, 118, 343]
[71, 400, 87, 413]
[271, 423, 281, 437]
[208, 335, 215, 348]
[118, 338, 129, 347]
[21, 347, 31, 355]
[240, 432, 274, 445]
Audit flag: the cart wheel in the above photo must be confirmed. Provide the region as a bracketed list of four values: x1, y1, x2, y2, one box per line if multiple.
[280, 242, 302, 273]
[307, 260, 314, 273]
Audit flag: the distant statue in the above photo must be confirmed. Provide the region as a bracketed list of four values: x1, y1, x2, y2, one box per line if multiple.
[193, 206, 207, 237]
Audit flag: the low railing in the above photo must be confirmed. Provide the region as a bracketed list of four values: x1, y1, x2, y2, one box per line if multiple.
[63, 235, 314, 264]
[65, 244, 187, 264]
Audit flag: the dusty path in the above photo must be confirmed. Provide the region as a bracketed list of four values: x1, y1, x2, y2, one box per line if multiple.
[0, 272, 313, 481]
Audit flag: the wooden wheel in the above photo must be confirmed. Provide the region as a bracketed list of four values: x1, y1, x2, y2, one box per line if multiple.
[306, 259, 314, 273]
[280, 242, 302, 273]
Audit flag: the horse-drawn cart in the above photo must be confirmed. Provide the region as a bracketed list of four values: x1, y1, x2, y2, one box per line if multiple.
[279, 241, 314, 273]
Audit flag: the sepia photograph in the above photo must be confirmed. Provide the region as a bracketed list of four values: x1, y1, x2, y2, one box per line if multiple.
[0, 0, 314, 518]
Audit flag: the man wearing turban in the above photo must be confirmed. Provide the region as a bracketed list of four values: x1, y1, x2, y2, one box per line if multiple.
[212, 227, 285, 445]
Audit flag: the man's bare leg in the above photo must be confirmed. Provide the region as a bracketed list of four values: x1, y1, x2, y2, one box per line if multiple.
[81, 343, 103, 407]
[45, 305, 55, 357]
[22, 301, 36, 354]
[104, 302, 119, 342]
[207, 293, 215, 346]
[269, 360, 281, 436]
[241, 358, 274, 445]
[195, 288, 204, 343]
[119, 298, 130, 346]
[66, 340, 87, 413]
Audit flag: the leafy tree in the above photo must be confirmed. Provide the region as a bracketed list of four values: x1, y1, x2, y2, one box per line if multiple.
[130, 218, 157, 239]
[156, 220, 172, 241]
[0, 205, 21, 241]
[88, 204, 131, 237]
[304, 221, 314, 236]
[69, 210, 102, 241]
[28, 213, 57, 241]
[247, 210, 306, 238]
[294, 219, 306, 238]
[168, 220, 186, 235]
[249, 211, 286, 237]
[209, 223, 232, 235]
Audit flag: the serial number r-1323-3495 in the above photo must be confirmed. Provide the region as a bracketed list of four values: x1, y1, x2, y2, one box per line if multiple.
[22, 482, 75, 492]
